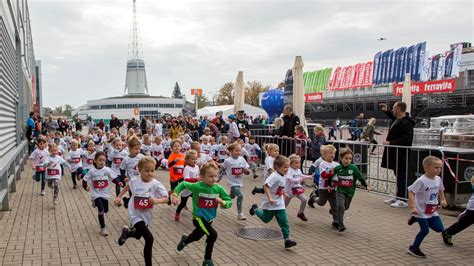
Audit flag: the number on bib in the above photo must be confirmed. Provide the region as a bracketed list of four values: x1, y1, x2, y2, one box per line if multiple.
[276, 186, 285, 196]
[86, 159, 93, 164]
[173, 167, 184, 175]
[36, 166, 45, 172]
[231, 168, 244, 176]
[113, 158, 123, 164]
[71, 158, 81, 164]
[198, 196, 218, 209]
[47, 169, 60, 176]
[250, 156, 258, 162]
[134, 196, 152, 210]
[338, 179, 353, 187]
[93, 179, 109, 189]
[425, 201, 439, 214]
[292, 187, 305, 195]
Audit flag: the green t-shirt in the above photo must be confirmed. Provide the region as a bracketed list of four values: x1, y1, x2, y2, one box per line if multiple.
[334, 164, 367, 197]
[174, 181, 232, 222]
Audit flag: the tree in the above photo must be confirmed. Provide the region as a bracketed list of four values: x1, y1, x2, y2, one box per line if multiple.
[172, 82, 183, 98]
[216, 82, 234, 105]
[54, 106, 63, 115]
[63, 104, 73, 118]
[245, 81, 270, 107]
[196, 95, 209, 109]
[277, 81, 285, 89]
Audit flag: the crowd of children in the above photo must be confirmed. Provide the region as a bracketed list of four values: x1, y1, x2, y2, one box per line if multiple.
[27, 118, 473, 265]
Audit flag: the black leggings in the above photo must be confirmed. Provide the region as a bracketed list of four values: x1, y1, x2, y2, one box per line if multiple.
[185, 218, 217, 260]
[131, 221, 154, 266]
[445, 209, 474, 236]
[176, 195, 190, 214]
[71, 167, 83, 185]
[94, 198, 109, 228]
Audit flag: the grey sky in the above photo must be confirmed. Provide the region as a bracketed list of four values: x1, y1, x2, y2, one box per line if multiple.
[29, 0, 473, 108]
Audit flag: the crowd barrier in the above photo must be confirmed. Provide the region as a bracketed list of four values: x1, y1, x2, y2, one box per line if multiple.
[0, 141, 28, 212]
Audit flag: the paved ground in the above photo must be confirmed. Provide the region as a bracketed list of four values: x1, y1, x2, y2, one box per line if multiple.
[0, 162, 472, 265]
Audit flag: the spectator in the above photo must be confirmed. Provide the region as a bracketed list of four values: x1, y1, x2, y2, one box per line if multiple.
[261, 115, 267, 126]
[75, 118, 83, 133]
[128, 118, 137, 130]
[362, 118, 382, 155]
[252, 115, 262, 125]
[271, 118, 284, 137]
[236, 110, 249, 130]
[26, 111, 35, 153]
[97, 119, 105, 131]
[45, 115, 59, 133]
[380, 102, 415, 208]
[280, 105, 300, 137]
[154, 119, 163, 136]
[140, 117, 147, 135]
[211, 111, 225, 132]
[328, 122, 337, 140]
[308, 125, 326, 161]
[169, 120, 184, 139]
[109, 114, 123, 131]
[199, 116, 208, 136]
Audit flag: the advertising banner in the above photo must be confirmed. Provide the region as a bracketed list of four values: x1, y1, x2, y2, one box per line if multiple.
[304, 92, 323, 102]
[444, 51, 454, 78]
[415, 42, 427, 81]
[328, 62, 373, 90]
[406, 45, 415, 79]
[304, 68, 332, 93]
[430, 54, 440, 80]
[393, 79, 456, 96]
[284, 69, 293, 106]
[451, 43, 463, 78]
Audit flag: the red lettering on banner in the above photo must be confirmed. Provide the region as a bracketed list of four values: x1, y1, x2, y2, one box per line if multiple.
[304, 92, 323, 103]
[393, 79, 456, 96]
[328, 62, 373, 90]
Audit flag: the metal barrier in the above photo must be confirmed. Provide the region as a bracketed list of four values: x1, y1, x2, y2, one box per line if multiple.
[0, 140, 28, 212]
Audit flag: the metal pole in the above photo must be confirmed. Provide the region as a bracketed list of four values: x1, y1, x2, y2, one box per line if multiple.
[195, 94, 198, 117]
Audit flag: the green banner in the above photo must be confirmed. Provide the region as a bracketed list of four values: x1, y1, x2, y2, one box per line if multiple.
[303, 68, 332, 93]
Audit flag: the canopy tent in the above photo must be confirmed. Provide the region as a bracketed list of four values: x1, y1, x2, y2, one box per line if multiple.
[198, 104, 268, 120]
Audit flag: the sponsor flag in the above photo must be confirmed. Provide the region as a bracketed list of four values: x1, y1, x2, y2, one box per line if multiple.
[394, 79, 456, 96]
[451, 43, 463, 78]
[373, 51, 382, 84]
[444, 51, 454, 78]
[406, 45, 415, 77]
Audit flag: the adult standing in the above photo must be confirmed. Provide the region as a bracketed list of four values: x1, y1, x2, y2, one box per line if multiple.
[45, 115, 59, 133]
[211, 111, 225, 133]
[362, 118, 382, 155]
[26, 112, 35, 153]
[109, 114, 123, 131]
[97, 119, 105, 131]
[380, 102, 415, 208]
[75, 118, 83, 133]
[280, 105, 300, 138]
[235, 110, 249, 130]
[140, 117, 147, 135]
[154, 119, 163, 136]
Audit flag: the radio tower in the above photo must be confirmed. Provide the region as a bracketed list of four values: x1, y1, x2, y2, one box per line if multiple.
[124, 0, 149, 95]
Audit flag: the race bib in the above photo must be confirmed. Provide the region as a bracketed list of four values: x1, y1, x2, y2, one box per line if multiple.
[164, 148, 171, 152]
[219, 150, 227, 155]
[36, 166, 45, 172]
[276, 186, 285, 196]
[198, 193, 218, 209]
[71, 158, 81, 164]
[93, 179, 109, 189]
[231, 167, 244, 176]
[113, 158, 123, 165]
[204, 150, 210, 155]
[338, 178, 353, 188]
[47, 169, 60, 176]
[292, 187, 305, 195]
[250, 156, 258, 162]
[153, 151, 161, 157]
[86, 159, 93, 164]
[173, 166, 184, 175]
[425, 200, 439, 214]
[134, 196, 152, 210]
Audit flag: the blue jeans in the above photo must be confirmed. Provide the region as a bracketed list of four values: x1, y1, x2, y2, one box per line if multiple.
[412, 216, 444, 248]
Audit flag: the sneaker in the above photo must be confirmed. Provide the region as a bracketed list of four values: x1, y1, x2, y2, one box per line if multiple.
[407, 216, 417, 226]
[384, 198, 397, 204]
[202, 259, 214, 266]
[308, 196, 316, 208]
[331, 222, 339, 230]
[175, 213, 180, 222]
[177, 234, 188, 251]
[167, 198, 172, 205]
[76, 175, 82, 181]
[253, 174, 258, 179]
[442, 230, 453, 246]
[73, 184, 77, 189]
[40, 190, 46, 196]
[391, 200, 409, 208]
[251, 187, 258, 195]
[249, 204, 258, 216]
[237, 213, 247, 221]
[100, 228, 109, 236]
[407, 245, 426, 258]
[123, 197, 130, 209]
[297, 212, 308, 222]
[92, 200, 96, 208]
[118, 226, 130, 246]
[284, 239, 297, 249]
[309, 189, 319, 199]
[53, 199, 58, 205]
[338, 225, 346, 232]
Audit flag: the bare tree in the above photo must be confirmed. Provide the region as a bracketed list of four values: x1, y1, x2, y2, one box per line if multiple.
[245, 81, 270, 107]
[216, 82, 234, 105]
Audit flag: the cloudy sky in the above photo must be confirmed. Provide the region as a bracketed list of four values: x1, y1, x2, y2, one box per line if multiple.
[29, 0, 472, 108]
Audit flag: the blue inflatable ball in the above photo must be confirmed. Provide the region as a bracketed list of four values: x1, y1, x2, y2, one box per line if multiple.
[261, 89, 284, 123]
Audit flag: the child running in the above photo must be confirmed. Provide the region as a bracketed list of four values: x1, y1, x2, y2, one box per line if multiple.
[82, 151, 122, 236]
[167, 140, 185, 205]
[285, 154, 313, 221]
[244, 135, 261, 179]
[116, 156, 168, 266]
[119, 136, 144, 208]
[29, 136, 49, 195]
[173, 162, 232, 266]
[332, 148, 369, 232]
[66, 140, 85, 189]
[407, 156, 447, 258]
[252, 143, 278, 195]
[249, 155, 297, 249]
[175, 150, 200, 222]
[82, 141, 96, 176]
[222, 143, 250, 220]
[108, 138, 129, 198]
[44, 143, 70, 205]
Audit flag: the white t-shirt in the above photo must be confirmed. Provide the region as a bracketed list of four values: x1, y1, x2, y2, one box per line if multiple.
[108, 148, 129, 174]
[181, 142, 191, 154]
[260, 171, 286, 211]
[44, 155, 69, 180]
[318, 161, 339, 189]
[93, 135, 106, 151]
[162, 140, 171, 154]
[67, 149, 85, 172]
[467, 191, 474, 211]
[56, 145, 66, 158]
[264, 156, 275, 179]
[197, 153, 213, 167]
[83, 166, 118, 200]
[29, 148, 49, 171]
[215, 144, 228, 161]
[141, 143, 153, 156]
[128, 178, 168, 226]
[201, 144, 212, 155]
[408, 175, 445, 218]
[82, 150, 96, 170]
[285, 167, 305, 196]
[154, 123, 163, 136]
[151, 143, 163, 160]
[181, 165, 200, 197]
[222, 156, 249, 187]
[229, 122, 240, 139]
[120, 154, 145, 179]
[245, 143, 261, 162]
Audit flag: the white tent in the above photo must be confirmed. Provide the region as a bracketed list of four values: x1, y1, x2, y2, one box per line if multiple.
[198, 104, 268, 120]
